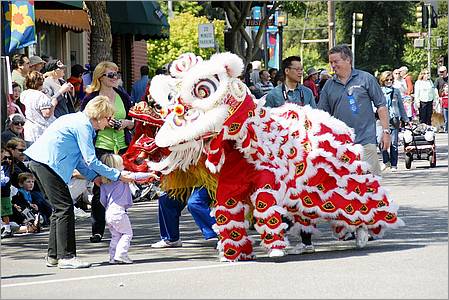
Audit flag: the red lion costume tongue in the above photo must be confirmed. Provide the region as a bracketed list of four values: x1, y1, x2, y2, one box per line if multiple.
[122, 102, 170, 172]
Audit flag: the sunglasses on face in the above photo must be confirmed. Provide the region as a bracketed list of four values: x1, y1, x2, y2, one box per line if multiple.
[3, 156, 12, 161]
[103, 72, 119, 79]
[16, 148, 26, 152]
[12, 121, 25, 126]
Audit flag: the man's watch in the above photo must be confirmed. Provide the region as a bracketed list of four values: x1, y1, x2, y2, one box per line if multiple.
[382, 129, 390, 134]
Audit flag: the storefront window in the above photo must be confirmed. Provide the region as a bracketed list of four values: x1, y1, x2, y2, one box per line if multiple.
[36, 22, 61, 60]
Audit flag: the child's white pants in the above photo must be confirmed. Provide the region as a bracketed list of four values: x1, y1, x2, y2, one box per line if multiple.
[106, 203, 133, 260]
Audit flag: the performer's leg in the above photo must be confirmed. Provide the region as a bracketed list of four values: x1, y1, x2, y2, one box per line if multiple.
[187, 187, 217, 240]
[157, 193, 185, 242]
[252, 170, 288, 253]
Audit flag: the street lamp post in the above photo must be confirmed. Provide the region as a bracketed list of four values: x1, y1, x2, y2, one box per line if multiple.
[277, 9, 288, 66]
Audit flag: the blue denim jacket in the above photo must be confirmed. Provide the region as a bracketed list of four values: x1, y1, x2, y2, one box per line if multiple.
[24, 112, 120, 184]
[265, 83, 316, 108]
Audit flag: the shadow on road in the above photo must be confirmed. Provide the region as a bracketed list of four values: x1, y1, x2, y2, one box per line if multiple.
[1, 201, 446, 265]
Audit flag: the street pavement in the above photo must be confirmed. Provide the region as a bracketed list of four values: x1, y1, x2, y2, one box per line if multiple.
[1, 133, 447, 299]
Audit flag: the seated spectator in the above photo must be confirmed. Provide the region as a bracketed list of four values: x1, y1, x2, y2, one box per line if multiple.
[7, 82, 25, 117]
[131, 65, 150, 104]
[1, 114, 25, 144]
[20, 71, 56, 146]
[1, 146, 14, 239]
[5, 138, 52, 224]
[268, 68, 278, 86]
[6, 137, 29, 186]
[255, 69, 274, 97]
[67, 64, 87, 109]
[11, 173, 41, 233]
[29, 56, 46, 73]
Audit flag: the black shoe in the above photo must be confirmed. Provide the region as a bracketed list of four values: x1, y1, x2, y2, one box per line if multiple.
[89, 234, 102, 243]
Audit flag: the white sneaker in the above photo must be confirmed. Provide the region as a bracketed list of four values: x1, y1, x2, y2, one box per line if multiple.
[390, 166, 398, 172]
[150, 239, 182, 248]
[58, 257, 91, 269]
[288, 243, 315, 255]
[380, 162, 390, 171]
[355, 227, 369, 249]
[74, 207, 90, 220]
[268, 248, 286, 258]
[114, 255, 133, 264]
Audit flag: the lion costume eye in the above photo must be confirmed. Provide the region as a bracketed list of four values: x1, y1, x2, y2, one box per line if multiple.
[193, 75, 219, 99]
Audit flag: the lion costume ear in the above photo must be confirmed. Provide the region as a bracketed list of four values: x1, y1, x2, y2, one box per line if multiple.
[210, 52, 244, 78]
[149, 75, 180, 107]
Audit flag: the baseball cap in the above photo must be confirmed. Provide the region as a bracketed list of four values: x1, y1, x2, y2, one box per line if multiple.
[29, 56, 45, 66]
[7, 113, 25, 126]
[44, 59, 66, 73]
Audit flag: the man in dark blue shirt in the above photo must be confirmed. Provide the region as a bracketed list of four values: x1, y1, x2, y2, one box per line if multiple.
[131, 65, 150, 104]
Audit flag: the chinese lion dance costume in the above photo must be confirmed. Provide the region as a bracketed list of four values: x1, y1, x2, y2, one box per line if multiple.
[125, 52, 404, 262]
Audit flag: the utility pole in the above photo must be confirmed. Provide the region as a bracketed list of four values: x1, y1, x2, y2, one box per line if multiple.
[327, 0, 336, 49]
[351, 13, 356, 68]
[426, 3, 432, 74]
[168, 1, 174, 19]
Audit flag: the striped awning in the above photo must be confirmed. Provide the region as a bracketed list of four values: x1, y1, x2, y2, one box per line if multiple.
[35, 9, 90, 32]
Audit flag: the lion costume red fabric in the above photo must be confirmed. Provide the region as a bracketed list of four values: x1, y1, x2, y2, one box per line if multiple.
[126, 52, 404, 262]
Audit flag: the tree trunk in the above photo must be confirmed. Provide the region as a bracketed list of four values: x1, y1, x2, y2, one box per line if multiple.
[85, 1, 112, 67]
[223, 1, 280, 68]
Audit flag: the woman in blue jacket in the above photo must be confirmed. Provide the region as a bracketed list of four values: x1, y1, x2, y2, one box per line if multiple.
[26, 96, 135, 269]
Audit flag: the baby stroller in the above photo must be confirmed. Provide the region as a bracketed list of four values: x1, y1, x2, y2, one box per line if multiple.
[402, 123, 436, 169]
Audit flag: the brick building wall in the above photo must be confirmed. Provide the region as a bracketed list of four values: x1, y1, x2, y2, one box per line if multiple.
[131, 39, 148, 83]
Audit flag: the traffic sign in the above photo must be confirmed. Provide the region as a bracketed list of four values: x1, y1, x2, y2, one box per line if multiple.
[198, 23, 215, 48]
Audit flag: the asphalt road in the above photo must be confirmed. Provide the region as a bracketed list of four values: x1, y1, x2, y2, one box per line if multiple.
[1, 133, 447, 299]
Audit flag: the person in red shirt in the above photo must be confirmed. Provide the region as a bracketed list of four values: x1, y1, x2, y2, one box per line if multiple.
[303, 68, 319, 104]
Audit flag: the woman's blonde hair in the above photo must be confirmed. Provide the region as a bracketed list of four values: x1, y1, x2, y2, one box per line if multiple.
[418, 68, 429, 81]
[86, 61, 118, 93]
[379, 70, 393, 86]
[100, 153, 124, 184]
[84, 95, 116, 120]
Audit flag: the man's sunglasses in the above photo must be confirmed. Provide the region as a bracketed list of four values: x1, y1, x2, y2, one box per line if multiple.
[103, 72, 119, 79]
[3, 156, 12, 161]
[12, 121, 25, 126]
[16, 148, 26, 152]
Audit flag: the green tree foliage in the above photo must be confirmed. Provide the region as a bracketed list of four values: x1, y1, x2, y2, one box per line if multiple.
[336, 1, 414, 74]
[402, 1, 448, 79]
[283, 1, 330, 71]
[147, 12, 225, 76]
[158, 1, 204, 17]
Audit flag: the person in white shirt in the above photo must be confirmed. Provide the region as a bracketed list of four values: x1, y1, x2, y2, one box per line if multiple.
[20, 71, 56, 146]
[414, 68, 436, 125]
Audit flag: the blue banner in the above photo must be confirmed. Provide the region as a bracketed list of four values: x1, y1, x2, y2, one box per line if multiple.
[2, 0, 36, 54]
